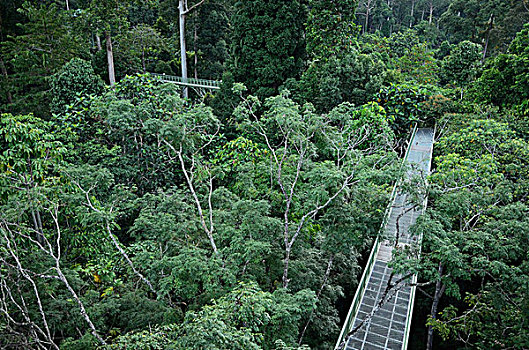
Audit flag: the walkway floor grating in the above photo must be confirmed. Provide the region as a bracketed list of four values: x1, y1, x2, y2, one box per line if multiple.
[342, 128, 434, 350]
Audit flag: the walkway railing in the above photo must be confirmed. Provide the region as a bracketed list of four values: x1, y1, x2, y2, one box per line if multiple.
[335, 125, 418, 349]
[401, 125, 435, 349]
[149, 73, 221, 90]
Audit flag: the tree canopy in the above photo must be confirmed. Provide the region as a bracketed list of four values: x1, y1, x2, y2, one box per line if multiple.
[1, 0, 528, 349]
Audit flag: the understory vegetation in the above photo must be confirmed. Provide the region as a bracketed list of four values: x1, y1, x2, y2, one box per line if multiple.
[1, 0, 528, 349]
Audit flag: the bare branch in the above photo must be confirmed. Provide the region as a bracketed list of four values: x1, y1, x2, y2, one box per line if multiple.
[73, 180, 157, 293]
[163, 140, 218, 254]
[183, 0, 206, 14]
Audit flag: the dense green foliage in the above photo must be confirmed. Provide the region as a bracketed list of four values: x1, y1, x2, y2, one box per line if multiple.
[229, 0, 307, 98]
[1, 0, 528, 349]
[50, 58, 105, 114]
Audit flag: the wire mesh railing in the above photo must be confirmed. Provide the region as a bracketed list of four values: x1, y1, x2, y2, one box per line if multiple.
[401, 126, 435, 350]
[149, 73, 221, 89]
[335, 124, 418, 350]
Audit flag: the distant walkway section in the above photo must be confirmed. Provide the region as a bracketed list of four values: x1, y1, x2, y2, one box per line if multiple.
[336, 128, 435, 350]
[150, 73, 221, 90]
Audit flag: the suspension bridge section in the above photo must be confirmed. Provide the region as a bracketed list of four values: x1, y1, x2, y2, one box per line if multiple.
[149, 73, 221, 90]
[336, 127, 434, 350]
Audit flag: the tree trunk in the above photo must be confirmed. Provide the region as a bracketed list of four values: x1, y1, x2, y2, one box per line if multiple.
[56, 266, 106, 345]
[482, 35, 490, 63]
[178, 0, 189, 98]
[429, 0, 434, 24]
[96, 34, 102, 51]
[482, 14, 494, 62]
[0, 57, 13, 104]
[105, 31, 116, 86]
[105, 222, 156, 294]
[410, 0, 415, 27]
[33, 210, 45, 244]
[364, 0, 371, 34]
[171, 146, 218, 255]
[426, 263, 446, 350]
[282, 245, 292, 289]
[65, 0, 69, 10]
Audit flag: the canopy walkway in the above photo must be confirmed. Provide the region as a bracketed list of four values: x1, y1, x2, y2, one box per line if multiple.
[149, 73, 221, 90]
[336, 127, 434, 350]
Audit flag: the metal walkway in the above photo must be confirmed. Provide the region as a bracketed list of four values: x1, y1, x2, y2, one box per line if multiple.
[336, 128, 434, 350]
[149, 73, 221, 90]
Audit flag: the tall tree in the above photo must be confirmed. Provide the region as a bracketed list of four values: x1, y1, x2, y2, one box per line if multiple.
[440, 40, 482, 98]
[237, 92, 396, 289]
[186, 1, 230, 80]
[439, 0, 528, 52]
[357, 0, 376, 34]
[230, 0, 307, 98]
[87, 0, 131, 86]
[472, 23, 529, 108]
[306, 0, 358, 59]
[0, 2, 86, 116]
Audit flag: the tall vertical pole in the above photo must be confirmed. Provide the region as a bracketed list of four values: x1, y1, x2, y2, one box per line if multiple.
[179, 0, 189, 99]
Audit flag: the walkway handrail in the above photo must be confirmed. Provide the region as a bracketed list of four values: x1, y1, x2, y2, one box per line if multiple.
[335, 124, 418, 349]
[401, 125, 434, 349]
[149, 73, 221, 89]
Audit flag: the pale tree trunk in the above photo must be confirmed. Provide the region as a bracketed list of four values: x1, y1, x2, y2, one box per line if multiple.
[282, 245, 292, 288]
[426, 263, 446, 350]
[163, 140, 219, 255]
[429, 0, 434, 24]
[56, 267, 106, 345]
[386, 0, 393, 32]
[76, 184, 157, 294]
[179, 0, 189, 98]
[65, 0, 69, 10]
[179, 153, 218, 254]
[364, 0, 372, 34]
[105, 31, 116, 86]
[30, 210, 44, 243]
[482, 14, 494, 62]
[410, 0, 415, 27]
[96, 34, 102, 51]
